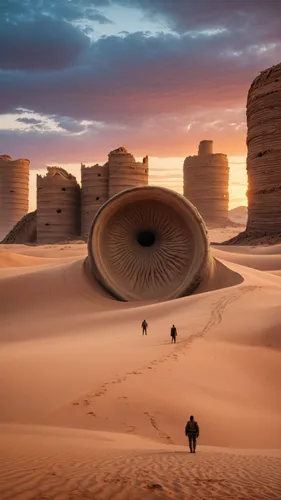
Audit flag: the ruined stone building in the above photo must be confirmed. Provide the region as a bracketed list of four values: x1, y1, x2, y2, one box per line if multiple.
[183, 140, 229, 223]
[81, 163, 109, 239]
[81, 147, 149, 237]
[37, 167, 81, 244]
[1, 147, 149, 244]
[0, 155, 30, 240]
[246, 62, 281, 234]
[108, 147, 148, 198]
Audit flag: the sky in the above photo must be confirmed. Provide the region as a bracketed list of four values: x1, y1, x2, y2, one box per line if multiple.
[1, 0, 281, 210]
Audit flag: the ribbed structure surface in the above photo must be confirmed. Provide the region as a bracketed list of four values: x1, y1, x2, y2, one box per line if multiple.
[37, 167, 80, 244]
[246, 62, 281, 233]
[108, 147, 148, 199]
[88, 186, 211, 302]
[0, 155, 29, 240]
[81, 163, 109, 238]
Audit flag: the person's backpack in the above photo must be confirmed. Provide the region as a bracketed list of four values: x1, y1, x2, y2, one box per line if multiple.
[185, 420, 198, 435]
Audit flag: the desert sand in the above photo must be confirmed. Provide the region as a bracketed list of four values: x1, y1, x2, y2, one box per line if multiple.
[0, 223, 281, 500]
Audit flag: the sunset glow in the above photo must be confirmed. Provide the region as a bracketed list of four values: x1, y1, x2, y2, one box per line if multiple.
[28, 156, 247, 212]
[1, 0, 279, 212]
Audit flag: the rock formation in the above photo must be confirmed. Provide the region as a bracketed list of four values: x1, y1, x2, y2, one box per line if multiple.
[183, 141, 229, 224]
[246, 62, 281, 234]
[37, 167, 80, 244]
[87, 186, 211, 301]
[0, 155, 29, 240]
[1, 211, 37, 244]
[108, 146, 149, 199]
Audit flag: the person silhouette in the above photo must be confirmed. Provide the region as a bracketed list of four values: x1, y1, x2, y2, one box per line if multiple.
[171, 324, 177, 343]
[185, 415, 199, 453]
[141, 319, 148, 335]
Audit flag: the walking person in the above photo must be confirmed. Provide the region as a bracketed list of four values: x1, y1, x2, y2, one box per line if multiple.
[170, 324, 177, 343]
[141, 319, 148, 335]
[185, 415, 199, 453]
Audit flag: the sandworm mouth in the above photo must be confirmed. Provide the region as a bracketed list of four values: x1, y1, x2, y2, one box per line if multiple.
[87, 186, 211, 302]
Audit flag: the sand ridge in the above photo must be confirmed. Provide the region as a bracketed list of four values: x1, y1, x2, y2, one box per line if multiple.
[1, 425, 281, 500]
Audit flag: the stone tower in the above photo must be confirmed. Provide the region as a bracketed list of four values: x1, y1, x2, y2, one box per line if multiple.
[108, 146, 149, 199]
[37, 167, 80, 244]
[0, 155, 29, 240]
[81, 147, 149, 238]
[246, 62, 281, 234]
[1, 147, 150, 243]
[81, 162, 109, 238]
[198, 140, 213, 156]
[183, 141, 229, 223]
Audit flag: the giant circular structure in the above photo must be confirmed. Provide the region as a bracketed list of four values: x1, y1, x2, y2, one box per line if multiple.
[87, 186, 211, 301]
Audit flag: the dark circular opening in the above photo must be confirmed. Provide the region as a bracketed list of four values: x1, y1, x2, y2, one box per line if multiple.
[137, 230, 155, 247]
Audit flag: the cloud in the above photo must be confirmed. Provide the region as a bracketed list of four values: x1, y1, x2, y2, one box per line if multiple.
[0, 109, 88, 134]
[16, 117, 42, 125]
[1, 0, 113, 24]
[0, 0, 280, 162]
[118, 0, 281, 39]
[1, 106, 248, 169]
[54, 116, 90, 134]
[0, 29, 279, 123]
[0, 16, 90, 70]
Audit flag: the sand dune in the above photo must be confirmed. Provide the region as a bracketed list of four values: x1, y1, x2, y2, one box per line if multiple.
[0, 235, 281, 499]
[0, 250, 56, 268]
[0, 243, 87, 259]
[213, 247, 281, 271]
[269, 270, 281, 277]
[216, 242, 281, 255]
[210, 225, 246, 243]
[0, 244, 87, 278]
[0, 249, 81, 269]
[1, 425, 281, 500]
